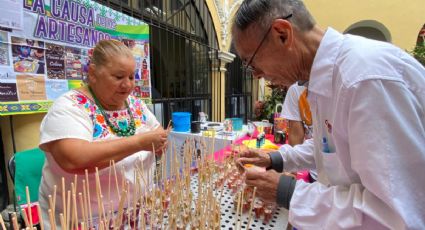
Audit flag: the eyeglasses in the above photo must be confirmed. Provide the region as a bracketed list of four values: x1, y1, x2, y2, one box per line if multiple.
[243, 14, 293, 72]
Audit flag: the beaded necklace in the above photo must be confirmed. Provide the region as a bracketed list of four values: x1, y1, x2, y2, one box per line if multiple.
[88, 86, 136, 137]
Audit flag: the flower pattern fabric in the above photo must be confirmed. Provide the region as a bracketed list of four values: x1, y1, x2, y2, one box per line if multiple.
[70, 92, 148, 139]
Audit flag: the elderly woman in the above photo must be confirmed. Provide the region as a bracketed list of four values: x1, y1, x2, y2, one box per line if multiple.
[38, 40, 167, 228]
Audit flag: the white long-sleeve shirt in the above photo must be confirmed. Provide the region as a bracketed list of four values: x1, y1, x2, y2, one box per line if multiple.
[278, 28, 425, 229]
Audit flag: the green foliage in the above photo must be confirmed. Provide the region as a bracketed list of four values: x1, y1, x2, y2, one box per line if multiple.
[254, 85, 286, 122]
[411, 44, 425, 66]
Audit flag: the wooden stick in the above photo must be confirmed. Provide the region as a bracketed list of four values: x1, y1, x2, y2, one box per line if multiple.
[52, 185, 57, 215]
[132, 172, 138, 230]
[112, 160, 121, 201]
[0, 214, 6, 230]
[246, 187, 257, 229]
[48, 195, 54, 214]
[21, 208, 30, 227]
[25, 186, 33, 228]
[108, 160, 112, 208]
[114, 189, 127, 229]
[166, 119, 172, 130]
[79, 192, 86, 228]
[48, 209, 56, 230]
[140, 195, 146, 230]
[85, 170, 93, 227]
[234, 192, 241, 229]
[82, 179, 89, 228]
[11, 213, 19, 230]
[70, 183, 76, 230]
[66, 190, 71, 230]
[59, 213, 65, 230]
[99, 221, 104, 230]
[95, 167, 106, 224]
[61, 177, 67, 230]
[238, 188, 245, 230]
[74, 174, 78, 194]
[72, 193, 79, 230]
[149, 192, 153, 230]
[37, 204, 44, 230]
[107, 199, 113, 229]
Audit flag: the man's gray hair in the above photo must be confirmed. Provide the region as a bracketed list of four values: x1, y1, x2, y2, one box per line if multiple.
[232, 0, 316, 33]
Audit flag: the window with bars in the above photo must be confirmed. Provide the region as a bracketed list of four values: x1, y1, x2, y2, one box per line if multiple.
[225, 46, 253, 123]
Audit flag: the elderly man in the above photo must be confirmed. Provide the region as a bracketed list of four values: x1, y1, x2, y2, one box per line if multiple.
[233, 0, 425, 229]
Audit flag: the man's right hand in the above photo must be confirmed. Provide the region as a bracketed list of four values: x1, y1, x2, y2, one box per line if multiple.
[236, 148, 273, 168]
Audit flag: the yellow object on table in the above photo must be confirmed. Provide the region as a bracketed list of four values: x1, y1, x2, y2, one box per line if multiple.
[242, 139, 279, 150]
[202, 129, 216, 137]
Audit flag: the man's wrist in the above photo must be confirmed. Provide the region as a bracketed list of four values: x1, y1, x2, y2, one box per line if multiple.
[276, 174, 296, 209]
[267, 151, 284, 172]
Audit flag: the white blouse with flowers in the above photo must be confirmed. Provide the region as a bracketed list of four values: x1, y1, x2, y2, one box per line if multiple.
[38, 90, 160, 228]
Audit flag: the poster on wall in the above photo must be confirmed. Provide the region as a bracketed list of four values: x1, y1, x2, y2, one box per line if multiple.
[0, 0, 152, 115]
[0, 0, 23, 30]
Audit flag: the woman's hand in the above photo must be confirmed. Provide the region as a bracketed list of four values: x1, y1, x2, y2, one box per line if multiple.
[145, 127, 168, 155]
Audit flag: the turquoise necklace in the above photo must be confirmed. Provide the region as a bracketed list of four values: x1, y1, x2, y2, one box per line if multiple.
[88, 86, 136, 137]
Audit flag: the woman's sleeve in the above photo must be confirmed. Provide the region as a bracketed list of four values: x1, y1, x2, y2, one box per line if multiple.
[140, 101, 161, 130]
[40, 95, 93, 146]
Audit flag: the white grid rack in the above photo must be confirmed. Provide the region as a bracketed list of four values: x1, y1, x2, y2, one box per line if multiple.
[189, 174, 289, 230]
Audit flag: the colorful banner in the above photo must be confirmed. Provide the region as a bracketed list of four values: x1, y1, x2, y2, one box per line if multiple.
[0, 0, 152, 115]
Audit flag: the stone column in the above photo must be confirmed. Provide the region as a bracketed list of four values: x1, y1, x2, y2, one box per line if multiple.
[210, 50, 236, 122]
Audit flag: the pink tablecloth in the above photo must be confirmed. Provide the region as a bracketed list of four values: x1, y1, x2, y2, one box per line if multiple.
[213, 133, 310, 182]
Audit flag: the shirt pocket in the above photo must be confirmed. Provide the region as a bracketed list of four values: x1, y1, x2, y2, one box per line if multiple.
[321, 151, 351, 185]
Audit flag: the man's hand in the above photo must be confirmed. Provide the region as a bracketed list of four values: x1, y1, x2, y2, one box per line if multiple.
[245, 168, 281, 203]
[236, 148, 273, 168]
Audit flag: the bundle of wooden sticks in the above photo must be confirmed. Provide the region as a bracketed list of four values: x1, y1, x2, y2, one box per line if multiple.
[0, 137, 259, 230]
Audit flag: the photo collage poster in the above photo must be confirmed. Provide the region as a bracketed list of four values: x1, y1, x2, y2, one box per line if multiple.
[0, 0, 151, 115]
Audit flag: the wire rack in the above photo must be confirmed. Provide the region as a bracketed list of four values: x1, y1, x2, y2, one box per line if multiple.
[189, 174, 289, 230]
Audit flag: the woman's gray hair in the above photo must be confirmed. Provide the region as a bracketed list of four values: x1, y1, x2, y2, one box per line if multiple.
[232, 0, 315, 33]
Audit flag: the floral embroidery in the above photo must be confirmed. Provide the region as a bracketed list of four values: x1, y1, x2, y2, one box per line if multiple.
[70, 91, 148, 139]
[76, 94, 87, 104]
[96, 114, 104, 123]
[135, 120, 141, 127]
[93, 123, 102, 138]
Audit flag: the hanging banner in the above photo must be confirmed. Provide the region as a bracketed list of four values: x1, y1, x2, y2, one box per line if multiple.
[0, 0, 151, 115]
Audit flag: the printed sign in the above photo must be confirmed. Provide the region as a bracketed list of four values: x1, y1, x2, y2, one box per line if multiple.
[0, 0, 151, 115]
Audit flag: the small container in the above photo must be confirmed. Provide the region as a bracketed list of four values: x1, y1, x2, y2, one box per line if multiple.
[172, 112, 191, 132]
[253, 200, 264, 218]
[191, 121, 202, 133]
[231, 117, 243, 131]
[274, 131, 286, 144]
[224, 119, 233, 132]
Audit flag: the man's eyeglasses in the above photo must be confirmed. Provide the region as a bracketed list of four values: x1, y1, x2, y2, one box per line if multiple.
[243, 14, 293, 72]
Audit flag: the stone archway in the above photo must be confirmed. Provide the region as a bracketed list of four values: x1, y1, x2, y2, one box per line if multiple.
[344, 20, 392, 42]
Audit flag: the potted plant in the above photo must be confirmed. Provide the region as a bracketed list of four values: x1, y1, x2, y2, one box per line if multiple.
[254, 84, 287, 123]
[411, 44, 425, 66]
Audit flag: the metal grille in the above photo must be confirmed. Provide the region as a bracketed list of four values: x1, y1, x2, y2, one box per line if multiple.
[93, 0, 218, 124]
[225, 45, 253, 123]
